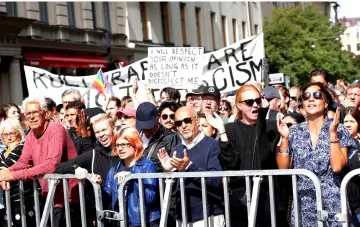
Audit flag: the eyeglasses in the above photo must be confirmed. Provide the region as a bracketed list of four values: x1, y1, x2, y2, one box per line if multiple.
[62, 101, 74, 105]
[116, 143, 131, 149]
[174, 117, 194, 127]
[24, 111, 42, 119]
[290, 97, 297, 101]
[219, 106, 230, 111]
[240, 98, 262, 107]
[301, 91, 323, 101]
[117, 115, 132, 120]
[161, 114, 175, 121]
[1, 132, 17, 138]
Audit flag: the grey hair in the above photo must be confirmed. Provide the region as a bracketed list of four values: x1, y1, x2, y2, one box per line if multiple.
[61, 89, 81, 101]
[0, 118, 25, 143]
[22, 95, 47, 111]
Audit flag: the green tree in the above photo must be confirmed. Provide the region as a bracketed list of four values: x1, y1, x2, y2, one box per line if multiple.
[264, 4, 357, 85]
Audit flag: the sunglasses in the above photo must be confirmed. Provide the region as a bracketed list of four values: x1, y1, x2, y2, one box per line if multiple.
[290, 96, 297, 101]
[116, 142, 131, 149]
[174, 117, 194, 127]
[117, 114, 132, 120]
[301, 91, 323, 101]
[286, 123, 293, 128]
[219, 106, 230, 111]
[161, 114, 175, 121]
[240, 98, 262, 107]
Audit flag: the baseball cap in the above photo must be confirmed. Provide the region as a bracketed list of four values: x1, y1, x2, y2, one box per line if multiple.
[136, 102, 158, 130]
[202, 86, 221, 101]
[116, 108, 136, 118]
[185, 85, 207, 98]
[264, 86, 280, 99]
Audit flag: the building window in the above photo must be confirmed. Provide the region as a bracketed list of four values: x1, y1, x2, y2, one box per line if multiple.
[254, 24, 258, 35]
[345, 21, 351, 27]
[161, 2, 171, 43]
[67, 2, 75, 27]
[39, 2, 48, 23]
[242, 21, 246, 38]
[348, 45, 351, 52]
[211, 12, 216, 50]
[195, 7, 201, 47]
[6, 2, 17, 17]
[103, 2, 111, 32]
[357, 43, 360, 51]
[232, 19, 237, 43]
[180, 3, 187, 45]
[139, 2, 149, 40]
[221, 15, 227, 47]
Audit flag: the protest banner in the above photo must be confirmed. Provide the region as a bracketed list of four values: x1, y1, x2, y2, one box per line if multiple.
[201, 33, 264, 93]
[147, 47, 204, 89]
[24, 33, 264, 107]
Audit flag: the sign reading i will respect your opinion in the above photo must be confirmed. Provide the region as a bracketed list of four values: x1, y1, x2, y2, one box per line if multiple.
[147, 47, 204, 89]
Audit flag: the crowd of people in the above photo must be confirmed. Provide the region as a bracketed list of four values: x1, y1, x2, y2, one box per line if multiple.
[0, 68, 360, 227]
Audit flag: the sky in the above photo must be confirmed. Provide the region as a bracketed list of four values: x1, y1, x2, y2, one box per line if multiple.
[337, 1, 360, 19]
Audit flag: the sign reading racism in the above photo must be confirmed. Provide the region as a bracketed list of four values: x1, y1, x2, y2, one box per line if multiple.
[147, 47, 204, 89]
[24, 33, 264, 107]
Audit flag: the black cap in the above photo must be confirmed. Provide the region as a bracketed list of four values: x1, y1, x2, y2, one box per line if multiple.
[136, 102, 158, 130]
[201, 86, 220, 101]
[185, 85, 206, 98]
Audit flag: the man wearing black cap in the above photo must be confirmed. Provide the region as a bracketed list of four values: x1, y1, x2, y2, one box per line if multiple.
[136, 102, 181, 171]
[201, 86, 229, 125]
[185, 85, 205, 112]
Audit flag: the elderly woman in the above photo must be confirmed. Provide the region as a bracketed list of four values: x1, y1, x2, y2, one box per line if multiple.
[103, 127, 160, 227]
[0, 118, 38, 227]
[277, 82, 356, 226]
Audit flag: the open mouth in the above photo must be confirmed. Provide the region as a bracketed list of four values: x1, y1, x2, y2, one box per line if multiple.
[251, 109, 259, 114]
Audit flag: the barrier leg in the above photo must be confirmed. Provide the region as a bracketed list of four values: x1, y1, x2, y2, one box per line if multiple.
[5, 190, 12, 227]
[248, 176, 262, 227]
[292, 175, 300, 227]
[39, 179, 59, 227]
[201, 177, 208, 227]
[78, 181, 87, 227]
[246, 176, 252, 218]
[223, 177, 231, 227]
[180, 178, 188, 227]
[268, 176, 276, 227]
[62, 179, 71, 227]
[159, 178, 174, 227]
[33, 179, 41, 227]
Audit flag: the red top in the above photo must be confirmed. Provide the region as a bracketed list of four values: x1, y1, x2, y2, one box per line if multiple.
[9, 122, 79, 206]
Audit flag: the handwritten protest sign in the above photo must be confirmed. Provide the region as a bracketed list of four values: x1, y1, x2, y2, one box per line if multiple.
[24, 33, 264, 107]
[147, 47, 204, 89]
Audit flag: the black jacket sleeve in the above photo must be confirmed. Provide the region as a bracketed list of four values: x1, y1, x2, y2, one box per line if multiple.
[219, 123, 238, 169]
[55, 149, 93, 174]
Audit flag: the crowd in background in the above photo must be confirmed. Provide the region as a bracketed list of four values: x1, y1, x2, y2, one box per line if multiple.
[1, 68, 360, 227]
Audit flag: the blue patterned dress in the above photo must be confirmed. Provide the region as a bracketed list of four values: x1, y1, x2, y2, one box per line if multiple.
[288, 118, 356, 227]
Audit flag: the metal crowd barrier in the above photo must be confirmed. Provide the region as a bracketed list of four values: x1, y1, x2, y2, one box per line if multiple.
[117, 169, 325, 227]
[4, 174, 104, 227]
[339, 168, 360, 227]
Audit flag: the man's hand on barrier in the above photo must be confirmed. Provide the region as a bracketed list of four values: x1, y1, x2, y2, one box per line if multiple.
[157, 147, 173, 172]
[75, 167, 88, 180]
[0, 181, 10, 192]
[0, 168, 14, 182]
[90, 174, 102, 184]
[170, 150, 191, 171]
[114, 171, 130, 185]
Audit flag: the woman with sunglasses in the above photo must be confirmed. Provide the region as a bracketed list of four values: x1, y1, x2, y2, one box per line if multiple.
[103, 127, 160, 227]
[207, 84, 278, 226]
[158, 101, 179, 131]
[114, 107, 136, 132]
[219, 100, 232, 118]
[277, 82, 356, 226]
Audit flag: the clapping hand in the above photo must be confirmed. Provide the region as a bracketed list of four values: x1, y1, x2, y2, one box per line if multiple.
[330, 107, 340, 134]
[170, 150, 190, 171]
[205, 112, 225, 132]
[276, 115, 289, 139]
[157, 147, 173, 172]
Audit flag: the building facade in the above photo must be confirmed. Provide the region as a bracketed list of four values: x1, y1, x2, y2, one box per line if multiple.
[340, 17, 360, 55]
[0, 2, 263, 105]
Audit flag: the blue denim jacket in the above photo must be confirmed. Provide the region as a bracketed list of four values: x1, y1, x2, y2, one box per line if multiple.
[104, 157, 160, 226]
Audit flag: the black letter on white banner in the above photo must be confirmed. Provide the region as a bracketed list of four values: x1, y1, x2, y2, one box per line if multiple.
[33, 71, 47, 89]
[240, 41, 253, 62]
[250, 59, 262, 81]
[63, 77, 79, 87]
[140, 61, 148, 81]
[207, 54, 222, 70]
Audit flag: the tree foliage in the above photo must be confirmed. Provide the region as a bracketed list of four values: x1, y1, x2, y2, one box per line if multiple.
[264, 4, 357, 85]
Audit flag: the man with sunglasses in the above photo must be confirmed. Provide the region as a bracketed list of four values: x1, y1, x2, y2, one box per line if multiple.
[136, 102, 181, 171]
[264, 86, 283, 120]
[289, 86, 301, 113]
[158, 106, 224, 226]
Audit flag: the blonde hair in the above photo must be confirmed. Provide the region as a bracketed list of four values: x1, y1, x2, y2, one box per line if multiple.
[90, 113, 114, 127]
[0, 118, 25, 144]
[235, 85, 261, 120]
